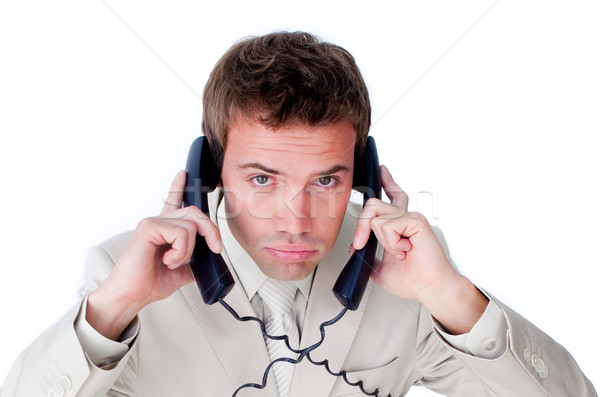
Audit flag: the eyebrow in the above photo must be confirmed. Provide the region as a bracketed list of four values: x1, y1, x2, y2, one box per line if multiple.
[238, 162, 351, 176]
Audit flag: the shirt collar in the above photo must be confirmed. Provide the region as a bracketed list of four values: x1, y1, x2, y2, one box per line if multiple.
[216, 199, 314, 302]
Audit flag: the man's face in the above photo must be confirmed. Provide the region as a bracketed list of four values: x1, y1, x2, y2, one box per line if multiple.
[220, 118, 356, 281]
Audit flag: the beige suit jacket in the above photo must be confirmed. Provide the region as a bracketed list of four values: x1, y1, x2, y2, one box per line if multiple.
[1, 196, 597, 396]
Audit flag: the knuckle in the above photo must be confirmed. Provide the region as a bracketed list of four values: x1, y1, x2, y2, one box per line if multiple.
[161, 207, 186, 220]
[194, 217, 218, 236]
[186, 205, 210, 221]
[178, 219, 197, 235]
[171, 206, 204, 224]
[409, 211, 428, 223]
[399, 191, 409, 204]
[137, 216, 156, 230]
[364, 197, 381, 209]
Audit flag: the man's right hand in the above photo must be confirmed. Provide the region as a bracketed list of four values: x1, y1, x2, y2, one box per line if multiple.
[86, 170, 222, 340]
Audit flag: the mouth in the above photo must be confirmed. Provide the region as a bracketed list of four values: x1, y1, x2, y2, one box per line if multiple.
[264, 245, 318, 262]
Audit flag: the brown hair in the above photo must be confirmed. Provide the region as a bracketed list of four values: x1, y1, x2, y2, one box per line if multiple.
[202, 31, 371, 167]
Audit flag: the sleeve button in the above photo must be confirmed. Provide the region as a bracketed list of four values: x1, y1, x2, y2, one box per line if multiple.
[523, 347, 531, 362]
[538, 364, 548, 379]
[531, 353, 541, 368]
[59, 375, 72, 390]
[50, 384, 65, 397]
[484, 338, 497, 351]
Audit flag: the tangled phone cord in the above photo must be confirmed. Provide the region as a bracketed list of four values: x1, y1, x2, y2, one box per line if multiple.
[218, 298, 388, 397]
[219, 297, 312, 355]
[306, 352, 389, 397]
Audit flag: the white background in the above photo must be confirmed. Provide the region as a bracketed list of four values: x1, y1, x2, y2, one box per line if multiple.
[1, 1, 598, 394]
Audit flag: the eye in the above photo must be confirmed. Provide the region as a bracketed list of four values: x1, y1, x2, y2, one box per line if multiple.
[252, 175, 272, 186]
[316, 176, 337, 188]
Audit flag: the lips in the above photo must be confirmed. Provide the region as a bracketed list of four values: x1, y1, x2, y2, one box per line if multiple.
[264, 245, 318, 262]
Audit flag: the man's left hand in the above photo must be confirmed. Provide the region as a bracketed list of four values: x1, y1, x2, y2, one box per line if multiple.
[352, 165, 488, 335]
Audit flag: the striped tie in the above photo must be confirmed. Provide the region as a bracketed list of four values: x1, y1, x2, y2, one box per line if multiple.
[257, 279, 299, 397]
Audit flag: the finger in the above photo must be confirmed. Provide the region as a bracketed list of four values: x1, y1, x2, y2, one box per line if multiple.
[178, 205, 223, 254]
[353, 198, 399, 250]
[163, 200, 223, 254]
[160, 220, 197, 268]
[380, 165, 408, 211]
[135, 217, 196, 268]
[162, 232, 192, 268]
[370, 216, 413, 257]
[161, 170, 187, 216]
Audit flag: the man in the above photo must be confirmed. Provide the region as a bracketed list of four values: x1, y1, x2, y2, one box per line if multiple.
[1, 31, 596, 396]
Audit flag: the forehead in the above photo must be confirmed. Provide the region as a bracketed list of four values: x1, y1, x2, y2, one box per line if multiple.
[225, 118, 356, 164]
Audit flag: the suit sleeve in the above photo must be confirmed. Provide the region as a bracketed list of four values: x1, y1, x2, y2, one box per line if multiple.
[0, 232, 139, 397]
[409, 226, 597, 396]
[413, 291, 597, 396]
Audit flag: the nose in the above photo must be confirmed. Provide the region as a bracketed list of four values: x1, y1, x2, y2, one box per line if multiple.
[275, 187, 313, 235]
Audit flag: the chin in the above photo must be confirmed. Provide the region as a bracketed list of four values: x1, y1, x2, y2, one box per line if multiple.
[260, 261, 317, 281]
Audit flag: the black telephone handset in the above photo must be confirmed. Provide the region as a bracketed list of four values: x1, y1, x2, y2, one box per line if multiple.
[183, 136, 381, 310]
[332, 136, 381, 310]
[183, 137, 235, 304]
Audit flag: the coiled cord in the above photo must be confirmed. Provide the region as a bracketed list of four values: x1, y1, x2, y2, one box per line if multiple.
[306, 352, 389, 396]
[218, 297, 388, 397]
